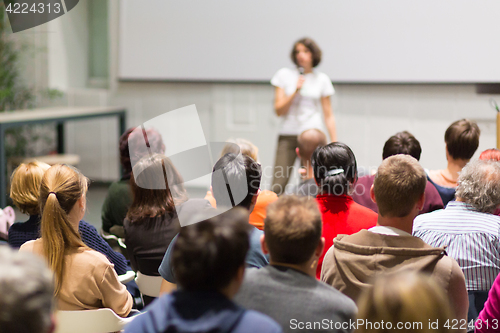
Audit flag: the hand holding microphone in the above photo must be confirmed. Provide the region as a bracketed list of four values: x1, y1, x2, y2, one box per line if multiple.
[296, 67, 305, 92]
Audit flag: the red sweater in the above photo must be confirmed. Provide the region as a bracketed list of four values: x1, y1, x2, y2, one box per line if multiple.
[315, 194, 378, 279]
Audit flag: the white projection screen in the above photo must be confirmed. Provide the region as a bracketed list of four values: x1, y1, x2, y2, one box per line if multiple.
[119, 0, 500, 83]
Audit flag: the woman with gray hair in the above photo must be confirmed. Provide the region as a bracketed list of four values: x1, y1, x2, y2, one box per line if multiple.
[414, 159, 500, 323]
[0, 246, 55, 333]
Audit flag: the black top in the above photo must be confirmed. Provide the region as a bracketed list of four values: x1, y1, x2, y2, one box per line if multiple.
[123, 198, 212, 275]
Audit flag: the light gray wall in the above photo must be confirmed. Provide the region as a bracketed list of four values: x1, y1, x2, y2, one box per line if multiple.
[29, 0, 499, 190]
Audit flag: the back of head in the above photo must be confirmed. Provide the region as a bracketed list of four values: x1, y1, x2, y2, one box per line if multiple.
[297, 129, 328, 162]
[0, 246, 54, 333]
[357, 271, 453, 333]
[39, 164, 88, 296]
[479, 148, 500, 162]
[124, 127, 166, 177]
[264, 195, 322, 264]
[312, 142, 357, 196]
[221, 138, 259, 162]
[445, 119, 480, 160]
[10, 161, 50, 216]
[127, 153, 187, 222]
[172, 208, 251, 292]
[382, 131, 422, 161]
[374, 155, 426, 217]
[211, 153, 261, 210]
[119, 128, 136, 177]
[455, 159, 500, 213]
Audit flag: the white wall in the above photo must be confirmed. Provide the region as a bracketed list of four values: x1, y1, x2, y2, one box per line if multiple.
[39, 0, 498, 189]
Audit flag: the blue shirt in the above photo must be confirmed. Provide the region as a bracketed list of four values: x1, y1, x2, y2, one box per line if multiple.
[159, 227, 269, 283]
[413, 201, 500, 291]
[124, 290, 282, 333]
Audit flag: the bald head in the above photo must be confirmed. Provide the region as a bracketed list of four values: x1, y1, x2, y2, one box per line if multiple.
[456, 159, 500, 213]
[297, 129, 328, 162]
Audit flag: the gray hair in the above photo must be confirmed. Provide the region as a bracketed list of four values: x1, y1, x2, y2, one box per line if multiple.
[0, 246, 55, 333]
[456, 159, 500, 213]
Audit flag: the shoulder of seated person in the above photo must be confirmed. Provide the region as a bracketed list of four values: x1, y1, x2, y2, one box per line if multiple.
[19, 239, 37, 251]
[239, 310, 283, 331]
[78, 248, 113, 267]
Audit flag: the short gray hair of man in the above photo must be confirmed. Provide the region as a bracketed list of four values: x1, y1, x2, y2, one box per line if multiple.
[0, 246, 55, 333]
[456, 159, 500, 213]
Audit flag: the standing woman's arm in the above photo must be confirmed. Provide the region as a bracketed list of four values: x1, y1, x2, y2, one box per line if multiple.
[321, 96, 337, 142]
[274, 76, 304, 116]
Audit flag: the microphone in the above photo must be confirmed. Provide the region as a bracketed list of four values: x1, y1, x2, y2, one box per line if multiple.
[298, 67, 304, 75]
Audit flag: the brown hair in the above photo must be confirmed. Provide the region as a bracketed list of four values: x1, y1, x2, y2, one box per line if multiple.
[297, 129, 327, 162]
[382, 131, 422, 161]
[357, 271, 453, 333]
[10, 161, 50, 215]
[445, 119, 480, 160]
[39, 165, 89, 296]
[264, 195, 322, 264]
[291, 37, 322, 68]
[121, 127, 166, 178]
[127, 154, 187, 223]
[374, 155, 426, 218]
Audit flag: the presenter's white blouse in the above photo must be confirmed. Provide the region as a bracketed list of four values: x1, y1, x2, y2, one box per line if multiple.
[271, 67, 334, 136]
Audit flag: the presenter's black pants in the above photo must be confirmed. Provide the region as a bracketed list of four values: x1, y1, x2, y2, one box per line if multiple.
[271, 135, 298, 195]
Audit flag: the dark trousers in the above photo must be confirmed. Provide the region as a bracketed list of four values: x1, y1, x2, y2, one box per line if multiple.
[271, 135, 299, 196]
[467, 290, 489, 331]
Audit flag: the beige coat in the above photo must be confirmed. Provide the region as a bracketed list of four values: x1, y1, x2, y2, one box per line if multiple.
[20, 239, 132, 317]
[321, 230, 468, 323]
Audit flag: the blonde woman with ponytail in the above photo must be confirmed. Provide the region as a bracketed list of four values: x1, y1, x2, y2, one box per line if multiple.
[20, 164, 132, 317]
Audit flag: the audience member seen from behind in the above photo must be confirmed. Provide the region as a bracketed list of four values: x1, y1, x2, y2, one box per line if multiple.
[312, 142, 377, 278]
[284, 129, 327, 197]
[19, 164, 132, 316]
[124, 153, 212, 275]
[124, 209, 282, 333]
[428, 119, 480, 205]
[356, 272, 454, 333]
[101, 127, 165, 238]
[158, 153, 269, 295]
[8, 161, 129, 276]
[205, 138, 278, 230]
[414, 159, 500, 322]
[351, 131, 443, 214]
[235, 195, 357, 333]
[321, 155, 468, 326]
[0, 246, 55, 333]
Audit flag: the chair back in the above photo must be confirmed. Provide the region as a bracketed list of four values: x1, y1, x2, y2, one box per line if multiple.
[54, 308, 134, 333]
[135, 271, 163, 297]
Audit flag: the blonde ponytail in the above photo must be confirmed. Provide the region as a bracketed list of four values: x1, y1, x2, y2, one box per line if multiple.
[39, 165, 88, 296]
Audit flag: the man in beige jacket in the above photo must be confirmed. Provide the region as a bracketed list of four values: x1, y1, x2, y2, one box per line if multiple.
[321, 155, 468, 326]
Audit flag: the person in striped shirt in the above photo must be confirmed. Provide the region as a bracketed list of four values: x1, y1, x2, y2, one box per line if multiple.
[413, 159, 500, 323]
